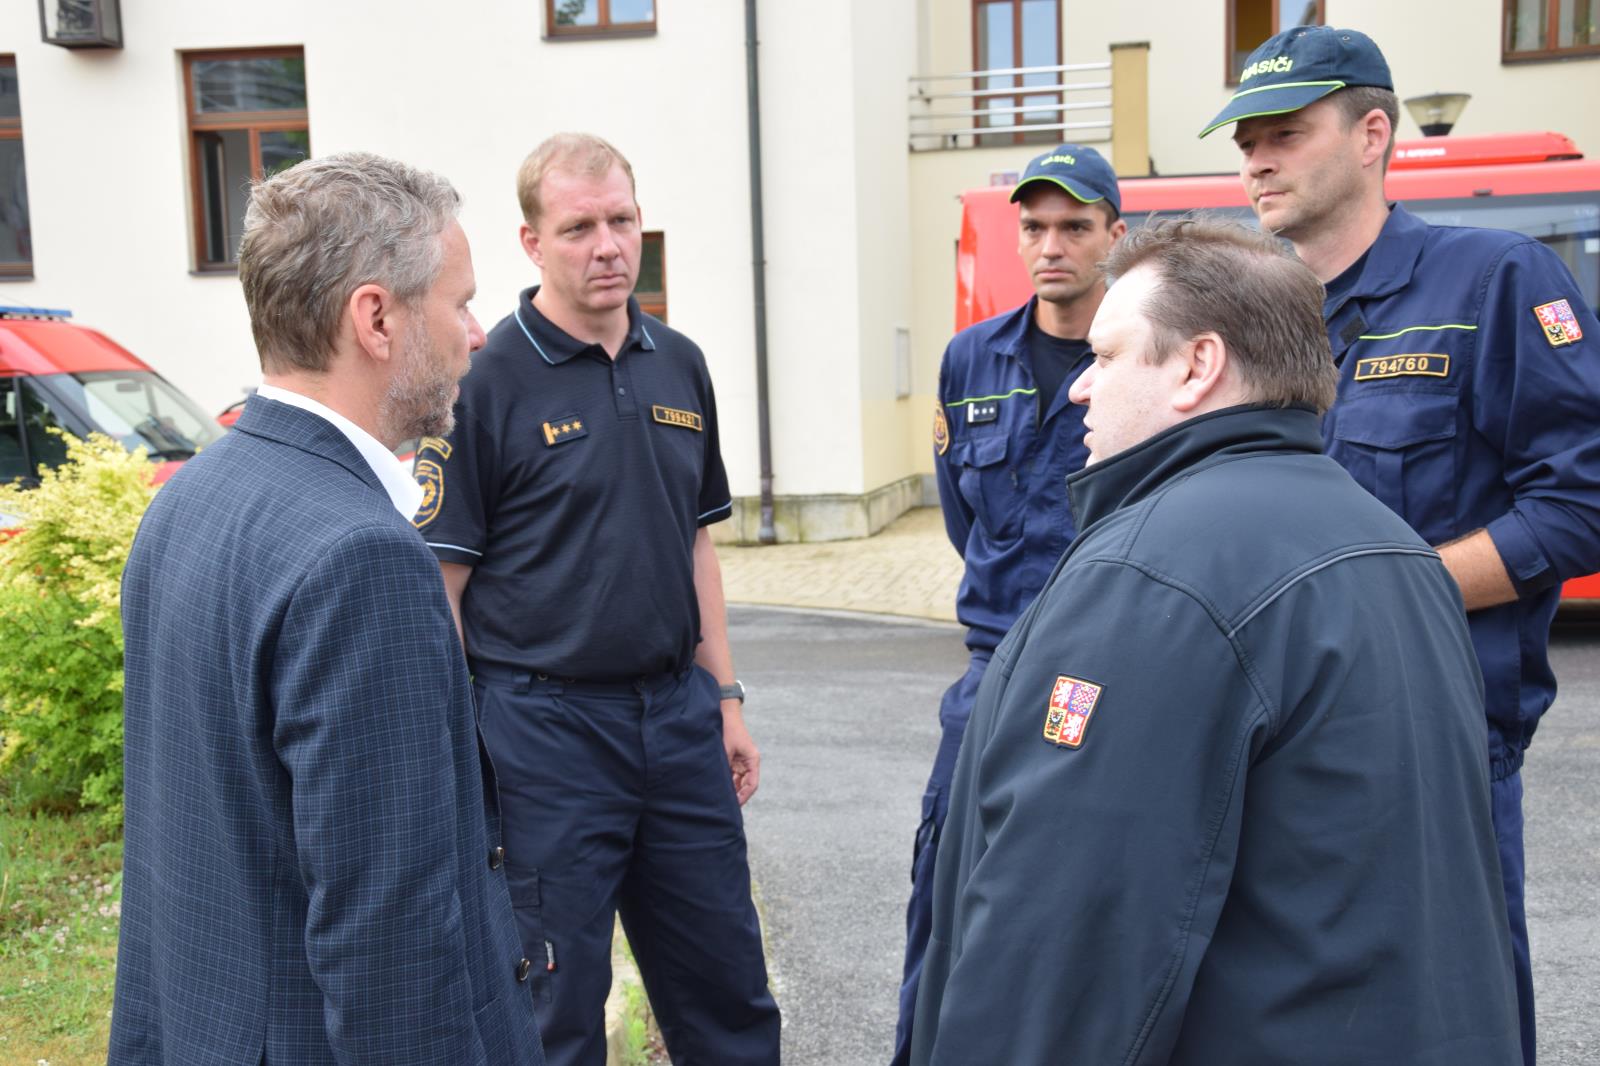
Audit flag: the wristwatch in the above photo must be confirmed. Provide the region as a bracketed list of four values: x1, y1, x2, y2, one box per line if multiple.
[719, 680, 747, 703]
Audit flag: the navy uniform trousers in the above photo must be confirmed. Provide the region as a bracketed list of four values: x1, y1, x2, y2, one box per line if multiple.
[891, 654, 987, 1066]
[472, 661, 781, 1066]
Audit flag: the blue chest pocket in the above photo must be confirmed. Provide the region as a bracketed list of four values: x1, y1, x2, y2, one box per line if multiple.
[953, 433, 1021, 542]
[1327, 390, 1459, 544]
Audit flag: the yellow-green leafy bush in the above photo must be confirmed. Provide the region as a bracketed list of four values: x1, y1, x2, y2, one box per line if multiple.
[0, 433, 157, 828]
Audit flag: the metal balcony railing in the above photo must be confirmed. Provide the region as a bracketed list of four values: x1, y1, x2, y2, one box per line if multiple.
[908, 61, 1112, 152]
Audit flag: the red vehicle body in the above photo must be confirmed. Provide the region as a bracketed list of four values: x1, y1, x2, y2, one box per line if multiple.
[955, 131, 1600, 603]
[0, 305, 223, 499]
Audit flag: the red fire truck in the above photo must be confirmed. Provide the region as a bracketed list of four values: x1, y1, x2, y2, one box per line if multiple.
[0, 305, 222, 491]
[955, 131, 1600, 602]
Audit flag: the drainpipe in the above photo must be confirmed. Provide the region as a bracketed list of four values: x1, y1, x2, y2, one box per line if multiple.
[745, 0, 777, 544]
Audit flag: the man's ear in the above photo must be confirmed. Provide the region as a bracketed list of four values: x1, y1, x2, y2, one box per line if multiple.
[519, 223, 542, 269]
[348, 283, 398, 365]
[1360, 107, 1392, 170]
[1108, 216, 1128, 244]
[1170, 332, 1230, 414]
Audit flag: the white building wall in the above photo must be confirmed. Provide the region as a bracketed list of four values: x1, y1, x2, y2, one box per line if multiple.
[0, 1, 789, 496]
[850, 0, 920, 494]
[5, 1, 1595, 519]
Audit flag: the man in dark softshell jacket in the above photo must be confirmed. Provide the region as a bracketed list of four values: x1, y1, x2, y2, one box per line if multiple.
[909, 217, 1521, 1066]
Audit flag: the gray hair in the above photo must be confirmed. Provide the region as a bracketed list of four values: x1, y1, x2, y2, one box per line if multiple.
[1103, 215, 1338, 413]
[516, 132, 636, 229]
[238, 152, 461, 374]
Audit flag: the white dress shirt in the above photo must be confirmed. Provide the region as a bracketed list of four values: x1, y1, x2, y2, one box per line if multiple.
[254, 384, 423, 520]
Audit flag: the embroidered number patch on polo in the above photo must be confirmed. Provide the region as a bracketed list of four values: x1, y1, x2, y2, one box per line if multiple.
[652, 405, 703, 431]
[1353, 354, 1450, 381]
[1043, 674, 1103, 749]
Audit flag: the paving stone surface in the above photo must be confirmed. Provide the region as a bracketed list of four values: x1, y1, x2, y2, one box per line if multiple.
[718, 507, 962, 623]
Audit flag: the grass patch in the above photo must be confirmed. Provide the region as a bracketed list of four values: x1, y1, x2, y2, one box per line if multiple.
[614, 932, 669, 1065]
[0, 801, 121, 1065]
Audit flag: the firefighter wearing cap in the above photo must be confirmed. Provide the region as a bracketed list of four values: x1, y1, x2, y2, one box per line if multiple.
[1204, 26, 1600, 1065]
[890, 143, 1125, 1066]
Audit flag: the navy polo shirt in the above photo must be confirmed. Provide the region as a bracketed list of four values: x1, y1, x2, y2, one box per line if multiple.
[415, 287, 732, 680]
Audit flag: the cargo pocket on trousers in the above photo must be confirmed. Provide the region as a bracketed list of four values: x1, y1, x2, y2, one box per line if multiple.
[509, 866, 553, 1003]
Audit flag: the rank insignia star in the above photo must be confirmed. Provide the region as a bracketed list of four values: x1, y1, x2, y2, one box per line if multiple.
[542, 413, 589, 446]
[1043, 674, 1103, 749]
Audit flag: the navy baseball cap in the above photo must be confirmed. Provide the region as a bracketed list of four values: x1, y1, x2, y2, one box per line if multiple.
[1010, 144, 1121, 217]
[1199, 26, 1392, 138]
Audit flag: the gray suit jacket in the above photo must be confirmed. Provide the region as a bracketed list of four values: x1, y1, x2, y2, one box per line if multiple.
[111, 396, 543, 1064]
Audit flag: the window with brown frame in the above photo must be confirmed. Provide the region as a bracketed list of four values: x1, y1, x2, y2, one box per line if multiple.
[546, 0, 656, 38]
[637, 231, 666, 323]
[1226, 0, 1325, 84]
[972, 0, 1062, 147]
[0, 57, 33, 278]
[1504, 0, 1600, 60]
[185, 48, 310, 271]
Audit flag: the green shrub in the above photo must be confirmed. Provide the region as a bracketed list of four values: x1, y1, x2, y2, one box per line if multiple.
[0, 432, 157, 828]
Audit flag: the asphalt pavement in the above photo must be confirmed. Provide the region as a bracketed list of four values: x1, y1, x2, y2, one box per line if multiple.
[734, 603, 1600, 1066]
[736, 606, 959, 1066]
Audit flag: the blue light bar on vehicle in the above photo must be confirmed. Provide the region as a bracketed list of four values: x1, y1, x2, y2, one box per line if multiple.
[0, 305, 73, 320]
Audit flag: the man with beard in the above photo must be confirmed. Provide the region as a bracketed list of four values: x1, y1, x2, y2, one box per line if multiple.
[893, 143, 1124, 1065]
[1203, 27, 1600, 1062]
[415, 133, 779, 1066]
[911, 217, 1520, 1066]
[113, 153, 543, 1065]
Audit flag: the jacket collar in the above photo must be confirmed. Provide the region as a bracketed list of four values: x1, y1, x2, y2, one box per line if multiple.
[987, 296, 1039, 358]
[512, 285, 658, 365]
[1067, 405, 1324, 532]
[233, 394, 385, 497]
[1324, 203, 1427, 328]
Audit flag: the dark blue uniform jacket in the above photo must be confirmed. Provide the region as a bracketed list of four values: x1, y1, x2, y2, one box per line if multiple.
[912, 406, 1520, 1066]
[935, 297, 1090, 666]
[1324, 205, 1600, 778]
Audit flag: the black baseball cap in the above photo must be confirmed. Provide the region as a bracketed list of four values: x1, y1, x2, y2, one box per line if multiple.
[1010, 144, 1121, 217]
[1199, 26, 1392, 138]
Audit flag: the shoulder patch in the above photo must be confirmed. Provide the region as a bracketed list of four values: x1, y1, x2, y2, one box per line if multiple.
[932, 404, 949, 456]
[1533, 299, 1583, 347]
[1043, 674, 1102, 749]
[412, 459, 443, 528]
[418, 435, 453, 460]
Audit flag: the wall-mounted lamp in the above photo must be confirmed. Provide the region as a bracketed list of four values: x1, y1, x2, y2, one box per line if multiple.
[1403, 92, 1470, 137]
[38, 0, 123, 50]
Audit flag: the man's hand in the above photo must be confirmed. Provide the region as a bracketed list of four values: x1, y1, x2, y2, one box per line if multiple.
[722, 700, 761, 805]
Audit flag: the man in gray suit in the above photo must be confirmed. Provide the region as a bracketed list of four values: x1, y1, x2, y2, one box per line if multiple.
[112, 153, 544, 1064]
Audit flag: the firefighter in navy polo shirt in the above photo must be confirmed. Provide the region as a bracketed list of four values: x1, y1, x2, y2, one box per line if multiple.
[1204, 27, 1600, 1065]
[891, 143, 1125, 1066]
[414, 133, 780, 1066]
